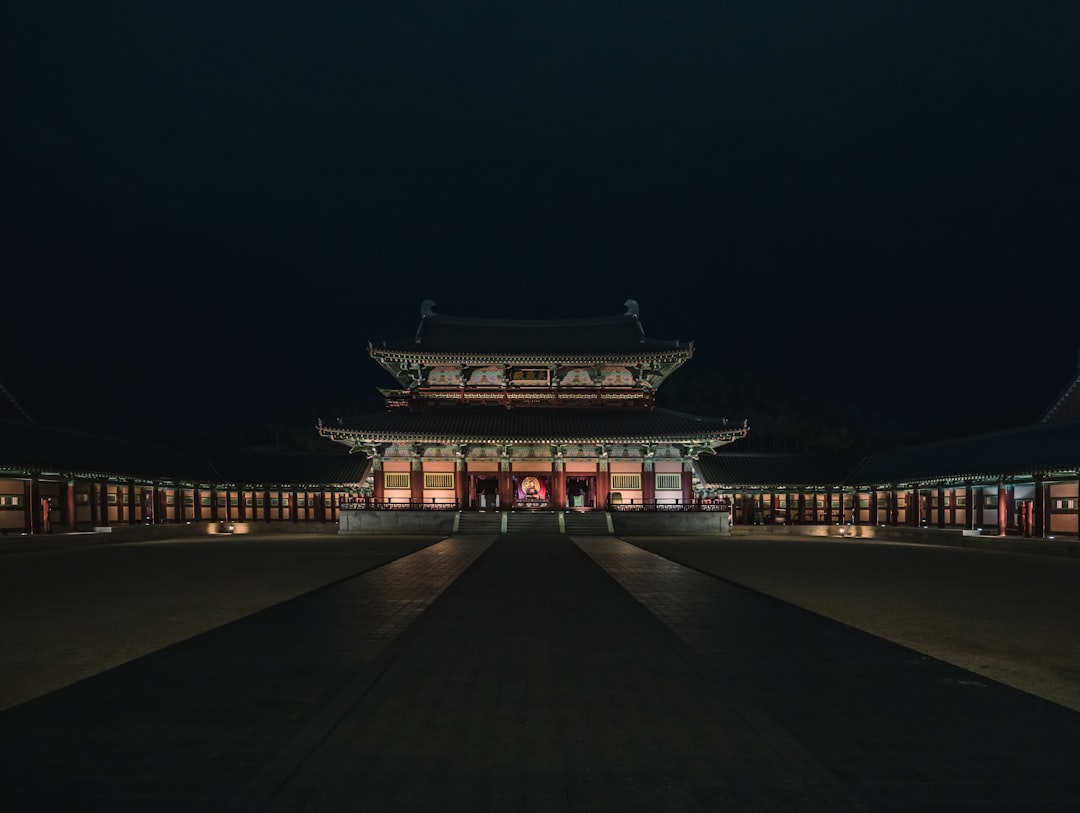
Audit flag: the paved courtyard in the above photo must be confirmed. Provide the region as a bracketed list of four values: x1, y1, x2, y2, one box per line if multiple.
[1, 531, 1079, 810]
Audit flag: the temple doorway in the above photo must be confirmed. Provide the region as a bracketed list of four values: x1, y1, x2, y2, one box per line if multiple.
[471, 475, 499, 510]
[566, 476, 596, 509]
[512, 474, 551, 509]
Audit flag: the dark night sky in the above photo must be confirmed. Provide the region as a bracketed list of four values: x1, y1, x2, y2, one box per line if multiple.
[5, 2, 1079, 445]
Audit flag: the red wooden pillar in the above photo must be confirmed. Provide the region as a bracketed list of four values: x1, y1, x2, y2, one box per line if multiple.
[99, 482, 108, 526]
[126, 479, 136, 525]
[373, 465, 385, 504]
[262, 490, 271, 523]
[62, 480, 77, 531]
[997, 483, 1008, 535]
[455, 459, 467, 509]
[641, 463, 655, 507]
[937, 486, 946, 528]
[290, 489, 299, 523]
[209, 486, 219, 522]
[868, 491, 878, 525]
[277, 489, 284, 521]
[89, 481, 100, 526]
[596, 463, 610, 510]
[797, 492, 806, 523]
[681, 463, 693, 506]
[552, 461, 566, 509]
[498, 463, 513, 509]
[24, 477, 37, 533]
[194, 487, 203, 522]
[1033, 474, 1046, 538]
[1005, 485, 1016, 533]
[410, 459, 424, 507]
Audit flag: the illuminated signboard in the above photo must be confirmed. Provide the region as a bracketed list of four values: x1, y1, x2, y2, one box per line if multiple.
[510, 368, 550, 386]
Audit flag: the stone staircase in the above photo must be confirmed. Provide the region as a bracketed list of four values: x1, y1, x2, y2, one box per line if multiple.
[563, 511, 611, 535]
[453, 511, 612, 535]
[455, 512, 503, 534]
[505, 511, 561, 534]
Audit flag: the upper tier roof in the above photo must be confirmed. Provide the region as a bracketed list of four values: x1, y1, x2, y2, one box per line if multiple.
[371, 299, 691, 356]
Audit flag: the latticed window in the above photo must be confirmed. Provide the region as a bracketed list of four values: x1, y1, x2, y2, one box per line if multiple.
[610, 473, 641, 490]
[384, 472, 411, 489]
[655, 473, 682, 490]
[424, 472, 455, 490]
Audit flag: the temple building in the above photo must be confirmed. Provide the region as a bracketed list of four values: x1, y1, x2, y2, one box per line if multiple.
[317, 300, 748, 516]
[1, 307, 1077, 541]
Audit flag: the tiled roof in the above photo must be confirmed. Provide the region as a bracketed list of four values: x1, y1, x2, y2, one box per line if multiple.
[0, 420, 217, 481]
[0, 421, 371, 486]
[1038, 371, 1080, 425]
[209, 452, 370, 487]
[697, 419, 1080, 488]
[372, 300, 690, 355]
[0, 384, 33, 423]
[696, 453, 859, 488]
[323, 408, 745, 444]
[848, 419, 1080, 485]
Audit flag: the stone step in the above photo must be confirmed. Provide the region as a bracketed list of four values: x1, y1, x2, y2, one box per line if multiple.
[563, 511, 611, 535]
[505, 512, 560, 534]
[456, 512, 502, 534]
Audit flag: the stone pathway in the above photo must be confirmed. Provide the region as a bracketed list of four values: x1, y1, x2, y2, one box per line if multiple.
[2, 533, 1079, 811]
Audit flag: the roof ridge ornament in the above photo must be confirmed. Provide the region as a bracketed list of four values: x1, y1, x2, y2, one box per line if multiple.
[623, 299, 639, 318]
[415, 300, 437, 344]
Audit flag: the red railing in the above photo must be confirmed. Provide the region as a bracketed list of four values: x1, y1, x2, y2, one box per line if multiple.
[339, 498, 459, 511]
[606, 498, 730, 512]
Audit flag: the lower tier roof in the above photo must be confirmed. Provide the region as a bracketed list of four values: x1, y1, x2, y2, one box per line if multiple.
[319, 408, 746, 445]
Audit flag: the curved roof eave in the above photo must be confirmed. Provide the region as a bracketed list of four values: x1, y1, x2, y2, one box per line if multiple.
[320, 429, 746, 446]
